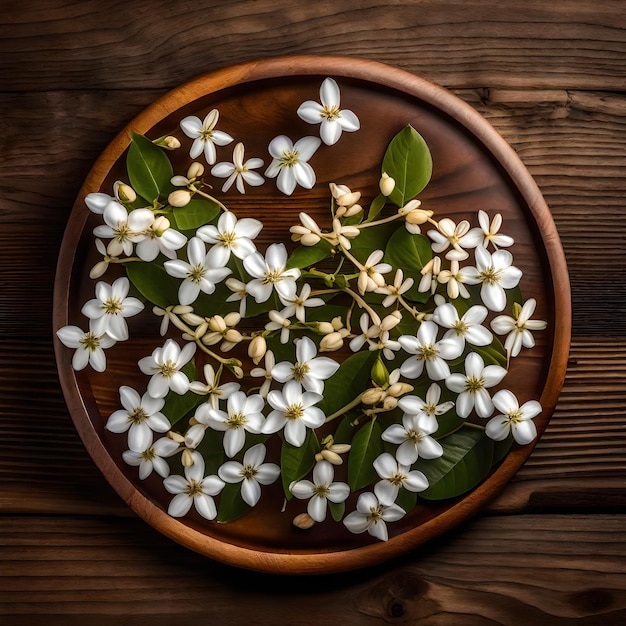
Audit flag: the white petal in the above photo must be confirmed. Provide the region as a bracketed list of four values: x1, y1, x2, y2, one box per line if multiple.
[218, 461, 244, 484]
[291, 480, 315, 499]
[338, 109, 360, 132]
[486, 416, 511, 441]
[320, 119, 342, 146]
[180, 116, 202, 137]
[241, 478, 261, 507]
[343, 511, 370, 535]
[512, 420, 537, 445]
[168, 493, 193, 517]
[308, 495, 328, 522]
[194, 494, 218, 520]
[293, 136, 321, 161]
[297, 101, 324, 124]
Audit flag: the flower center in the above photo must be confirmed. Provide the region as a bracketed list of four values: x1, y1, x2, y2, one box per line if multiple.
[452, 320, 468, 336]
[158, 360, 177, 379]
[79, 332, 100, 352]
[114, 222, 131, 242]
[226, 412, 247, 429]
[465, 375, 485, 393]
[313, 484, 330, 498]
[406, 429, 423, 445]
[507, 409, 523, 423]
[199, 129, 214, 141]
[188, 263, 207, 285]
[141, 447, 156, 461]
[218, 231, 237, 248]
[241, 464, 258, 480]
[285, 403, 304, 420]
[423, 402, 437, 416]
[367, 505, 384, 523]
[419, 343, 439, 360]
[263, 269, 284, 284]
[480, 267, 501, 285]
[279, 149, 300, 168]
[389, 472, 407, 486]
[320, 105, 340, 120]
[185, 479, 203, 497]
[292, 362, 310, 383]
[129, 407, 148, 424]
[103, 297, 123, 315]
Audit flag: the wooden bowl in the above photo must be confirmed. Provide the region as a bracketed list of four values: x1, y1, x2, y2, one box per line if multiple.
[53, 55, 570, 574]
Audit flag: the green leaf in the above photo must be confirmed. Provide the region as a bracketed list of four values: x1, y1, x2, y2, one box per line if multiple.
[384, 227, 433, 302]
[348, 419, 383, 491]
[196, 428, 225, 475]
[280, 431, 319, 499]
[316, 350, 378, 418]
[348, 221, 400, 265]
[474, 335, 507, 367]
[125, 261, 180, 309]
[395, 487, 418, 513]
[217, 482, 251, 523]
[366, 193, 387, 222]
[286, 240, 333, 269]
[328, 500, 346, 522]
[127, 132, 173, 203]
[333, 414, 357, 445]
[382, 125, 432, 208]
[414, 427, 494, 500]
[169, 198, 221, 231]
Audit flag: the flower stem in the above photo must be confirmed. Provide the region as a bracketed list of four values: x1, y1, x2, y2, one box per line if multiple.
[324, 393, 365, 423]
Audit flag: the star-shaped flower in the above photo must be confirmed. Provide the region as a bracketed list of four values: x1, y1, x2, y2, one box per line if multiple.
[485, 389, 542, 445]
[243, 242, 300, 303]
[432, 302, 493, 354]
[278, 283, 325, 323]
[122, 436, 180, 480]
[265, 135, 321, 195]
[210, 142, 264, 193]
[290, 460, 350, 522]
[92, 202, 153, 257]
[218, 444, 280, 507]
[180, 109, 233, 165]
[297, 77, 360, 146]
[56, 323, 116, 372]
[490, 298, 548, 357]
[343, 492, 405, 542]
[381, 413, 443, 465]
[372, 452, 429, 505]
[397, 383, 455, 432]
[138, 339, 196, 398]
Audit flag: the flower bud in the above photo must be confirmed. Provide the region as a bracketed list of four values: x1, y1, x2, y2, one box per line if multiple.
[301, 233, 321, 246]
[382, 396, 399, 410]
[181, 448, 195, 467]
[293, 513, 315, 529]
[181, 311, 205, 326]
[321, 449, 343, 465]
[168, 189, 191, 207]
[248, 336, 267, 364]
[208, 315, 227, 332]
[224, 312, 241, 327]
[331, 317, 344, 331]
[380, 310, 403, 332]
[343, 204, 363, 218]
[405, 208, 433, 225]
[232, 365, 244, 379]
[170, 175, 190, 187]
[336, 190, 361, 207]
[370, 358, 390, 388]
[380, 172, 395, 197]
[329, 183, 351, 200]
[361, 388, 385, 405]
[320, 331, 344, 352]
[152, 215, 171, 236]
[330, 443, 351, 455]
[153, 135, 181, 150]
[89, 260, 109, 279]
[316, 321, 335, 335]
[187, 162, 205, 180]
[114, 181, 137, 203]
[387, 382, 414, 398]
[224, 328, 243, 343]
[167, 431, 185, 444]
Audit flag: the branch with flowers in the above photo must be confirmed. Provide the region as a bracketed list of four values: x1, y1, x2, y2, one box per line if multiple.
[57, 78, 547, 542]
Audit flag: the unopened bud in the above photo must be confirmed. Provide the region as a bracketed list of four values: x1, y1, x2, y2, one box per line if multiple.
[167, 431, 185, 444]
[181, 312, 205, 326]
[181, 448, 195, 467]
[361, 388, 385, 405]
[153, 135, 181, 150]
[224, 312, 241, 327]
[380, 173, 395, 197]
[380, 310, 403, 332]
[171, 175, 190, 186]
[387, 382, 414, 398]
[336, 190, 361, 207]
[382, 396, 399, 410]
[370, 358, 389, 388]
[343, 204, 363, 218]
[301, 233, 321, 246]
[248, 336, 267, 364]
[330, 443, 351, 455]
[152, 215, 171, 236]
[317, 322, 335, 335]
[405, 208, 433, 225]
[168, 189, 191, 207]
[293, 513, 316, 530]
[224, 329, 242, 344]
[208, 315, 227, 332]
[331, 316, 344, 331]
[321, 449, 343, 465]
[232, 365, 244, 379]
[187, 162, 205, 180]
[320, 331, 344, 352]
[89, 260, 109, 279]
[114, 181, 137, 203]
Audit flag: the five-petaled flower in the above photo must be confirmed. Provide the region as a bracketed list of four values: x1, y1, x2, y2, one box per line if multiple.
[243, 242, 301, 303]
[485, 389, 542, 445]
[490, 298, 547, 358]
[211, 142, 265, 193]
[343, 492, 405, 542]
[180, 109, 233, 165]
[56, 323, 116, 372]
[265, 135, 321, 195]
[138, 339, 196, 398]
[381, 412, 443, 465]
[372, 452, 429, 505]
[122, 437, 180, 480]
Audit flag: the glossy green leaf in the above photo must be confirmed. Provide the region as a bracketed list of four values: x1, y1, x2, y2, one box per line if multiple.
[384, 227, 433, 303]
[365, 193, 387, 222]
[348, 221, 401, 265]
[382, 125, 432, 208]
[125, 261, 180, 308]
[286, 240, 333, 269]
[127, 132, 173, 203]
[316, 350, 378, 418]
[474, 335, 507, 367]
[196, 428, 225, 475]
[395, 487, 418, 513]
[328, 500, 345, 522]
[216, 482, 250, 523]
[332, 414, 358, 445]
[348, 419, 383, 491]
[169, 198, 221, 231]
[280, 431, 319, 499]
[414, 426, 494, 500]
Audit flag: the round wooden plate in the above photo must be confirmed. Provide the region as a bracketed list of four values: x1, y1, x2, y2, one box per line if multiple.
[53, 56, 570, 574]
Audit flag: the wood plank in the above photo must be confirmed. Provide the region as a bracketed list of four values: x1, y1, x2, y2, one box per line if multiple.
[0, 1, 624, 92]
[0, 514, 624, 624]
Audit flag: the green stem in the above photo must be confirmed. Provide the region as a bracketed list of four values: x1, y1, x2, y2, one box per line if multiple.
[324, 393, 365, 423]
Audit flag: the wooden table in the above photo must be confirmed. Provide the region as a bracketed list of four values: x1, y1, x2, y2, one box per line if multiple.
[1, 1, 625, 623]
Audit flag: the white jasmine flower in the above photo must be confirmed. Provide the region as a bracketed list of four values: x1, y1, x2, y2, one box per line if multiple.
[201, 391, 265, 457]
[349, 313, 381, 352]
[225, 277, 249, 316]
[211, 142, 264, 193]
[373, 452, 429, 505]
[381, 413, 443, 465]
[93, 202, 153, 257]
[398, 320, 463, 381]
[163, 452, 225, 520]
[138, 338, 196, 398]
[427, 218, 483, 261]
[243, 242, 301, 303]
[290, 460, 350, 522]
[331, 217, 360, 250]
[485, 389, 542, 445]
[197, 211, 263, 266]
[106, 386, 170, 451]
[278, 283, 325, 323]
[136, 216, 187, 262]
[463, 246, 522, 312]
[56, 323, 115, 372]
[122, 437, 180, 480]
[445, 352, 508, 418]
[432, 302, 493, 354]
[180, 109, 233, 165]
[357, 250, 392, 295]
[297, 77, 360, 145]
[490, 298, 548, 357]
[369, 329, 402, 362]
[375, 269, 414, 307]
[343, 492, 405, 542]
[290, 212, 323, 246]
[418, 256, 442, 294]
[436, 259, 472, 299]
[188, 363, 240, 409]
[397, 383, 455, 432]
[263, 380, 325, 447]
[470, 210, 514, 250]
[272, 336, 339, 394]
[81, 276, 144, 341]
[164, 237, 232, 305]
[265, 135, 321, 195]
[218, 443, 280, 507]
[265, 309, 293, 344]
[250, 350, 275, 398]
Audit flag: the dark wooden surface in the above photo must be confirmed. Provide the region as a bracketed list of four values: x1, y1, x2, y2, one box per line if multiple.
[1, 1, 625, 623]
